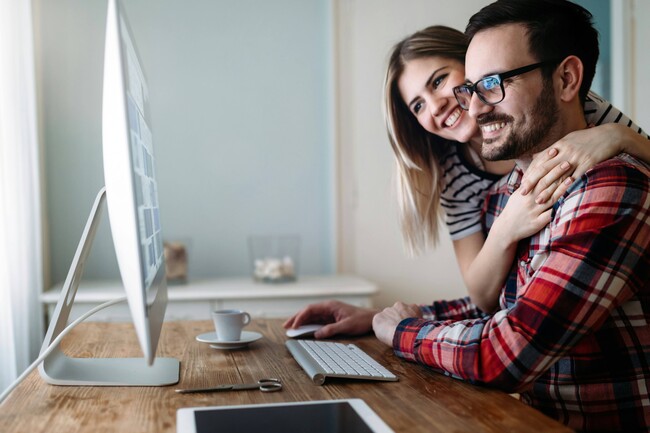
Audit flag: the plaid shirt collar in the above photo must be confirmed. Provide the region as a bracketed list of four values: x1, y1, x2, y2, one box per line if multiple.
[505, 165, 525, 194]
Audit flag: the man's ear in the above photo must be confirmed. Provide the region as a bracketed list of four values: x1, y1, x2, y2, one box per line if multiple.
[556, 56, 583, 102]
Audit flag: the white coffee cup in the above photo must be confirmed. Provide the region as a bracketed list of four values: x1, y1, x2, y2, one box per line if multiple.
[212, 309, 251, 341]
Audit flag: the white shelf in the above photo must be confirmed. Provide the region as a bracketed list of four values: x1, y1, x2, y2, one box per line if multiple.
[41, 274, 378, 322]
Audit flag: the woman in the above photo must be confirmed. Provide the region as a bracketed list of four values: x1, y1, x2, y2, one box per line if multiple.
[284, 25, 650, 335]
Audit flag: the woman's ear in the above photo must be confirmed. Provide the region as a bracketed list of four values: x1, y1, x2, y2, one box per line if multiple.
[557, 55, 583, 102]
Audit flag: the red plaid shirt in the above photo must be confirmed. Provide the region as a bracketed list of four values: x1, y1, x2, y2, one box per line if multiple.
[394, 154, 650, 432]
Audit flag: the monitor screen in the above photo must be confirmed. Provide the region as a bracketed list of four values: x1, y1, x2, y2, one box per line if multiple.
[121, 15, 164, 295]
[102, 0, 169, 366]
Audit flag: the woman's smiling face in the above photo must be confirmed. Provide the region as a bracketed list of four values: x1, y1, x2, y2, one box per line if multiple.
[398, 56, 479, 144]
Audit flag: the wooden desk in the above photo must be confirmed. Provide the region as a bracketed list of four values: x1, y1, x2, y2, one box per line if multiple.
[0, 320, 572, 433]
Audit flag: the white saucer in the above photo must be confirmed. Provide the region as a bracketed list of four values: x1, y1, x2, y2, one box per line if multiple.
[195, 331, 263, 349]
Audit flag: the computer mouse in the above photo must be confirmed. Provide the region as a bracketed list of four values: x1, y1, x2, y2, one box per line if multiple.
[286, 324, 324, 339]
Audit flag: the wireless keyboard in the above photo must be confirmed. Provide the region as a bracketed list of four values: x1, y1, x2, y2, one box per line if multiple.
[286, 339, 398, 385]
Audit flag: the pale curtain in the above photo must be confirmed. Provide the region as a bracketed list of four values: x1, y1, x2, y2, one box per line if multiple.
[0, 0, 44, 392]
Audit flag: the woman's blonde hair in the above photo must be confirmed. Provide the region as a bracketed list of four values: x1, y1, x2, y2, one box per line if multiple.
[383, 25, 469, 255]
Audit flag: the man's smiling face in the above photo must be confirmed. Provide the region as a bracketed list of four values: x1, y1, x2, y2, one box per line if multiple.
[465, 23, 560, 161]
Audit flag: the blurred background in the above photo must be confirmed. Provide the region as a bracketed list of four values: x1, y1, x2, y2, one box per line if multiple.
[32, 0, 649, 307]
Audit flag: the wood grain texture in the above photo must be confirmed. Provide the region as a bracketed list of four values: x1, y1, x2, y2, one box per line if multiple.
[0, 319, 573, 432]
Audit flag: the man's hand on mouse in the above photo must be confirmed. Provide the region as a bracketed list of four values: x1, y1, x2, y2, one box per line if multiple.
[283, 300, 380, 339]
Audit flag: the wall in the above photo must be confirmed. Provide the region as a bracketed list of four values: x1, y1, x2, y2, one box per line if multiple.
[632, 0, 650, 127]
[335, 0, 492, 307]
[574, 0, 611, 99]
[33, 0, 334, 288]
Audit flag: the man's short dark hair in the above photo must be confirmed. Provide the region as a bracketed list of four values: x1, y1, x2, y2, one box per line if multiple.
[465, 0, 599, 103]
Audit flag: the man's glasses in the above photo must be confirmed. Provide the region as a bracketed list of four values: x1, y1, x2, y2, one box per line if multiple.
[453, 61, 557, 110]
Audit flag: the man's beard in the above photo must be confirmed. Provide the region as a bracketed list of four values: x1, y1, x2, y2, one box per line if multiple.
[479, 85, 559, 161]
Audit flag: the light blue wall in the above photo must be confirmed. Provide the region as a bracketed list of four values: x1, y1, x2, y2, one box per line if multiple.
[573, 0, 611, 100]
[36, 0, 334, 285]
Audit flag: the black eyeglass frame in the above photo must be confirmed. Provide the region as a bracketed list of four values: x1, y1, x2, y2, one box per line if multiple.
[453, 61, 558, 110]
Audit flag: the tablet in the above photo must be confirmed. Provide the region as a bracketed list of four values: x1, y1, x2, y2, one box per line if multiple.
[176, 399, 395, 433]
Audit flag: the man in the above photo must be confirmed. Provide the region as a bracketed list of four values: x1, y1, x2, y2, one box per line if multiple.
[372, 0, 650, 431]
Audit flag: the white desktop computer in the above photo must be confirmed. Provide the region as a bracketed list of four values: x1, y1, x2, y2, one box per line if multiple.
[38, 0, 179, 386]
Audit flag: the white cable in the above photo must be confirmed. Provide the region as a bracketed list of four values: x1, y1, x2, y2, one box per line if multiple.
[0, 296, 127, 405]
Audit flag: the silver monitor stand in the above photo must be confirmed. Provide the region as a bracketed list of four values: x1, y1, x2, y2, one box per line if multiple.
[38, 188, 179, 386]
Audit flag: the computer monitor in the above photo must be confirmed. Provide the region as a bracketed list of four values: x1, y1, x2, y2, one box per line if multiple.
[38, 0, 179, 386]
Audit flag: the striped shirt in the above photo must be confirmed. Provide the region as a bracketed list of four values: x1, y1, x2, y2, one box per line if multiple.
[441, 91, 649, 240]
[395, 154, 650, 432]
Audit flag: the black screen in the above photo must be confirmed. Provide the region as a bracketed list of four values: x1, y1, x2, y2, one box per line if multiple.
[194, 402, 375, 433]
